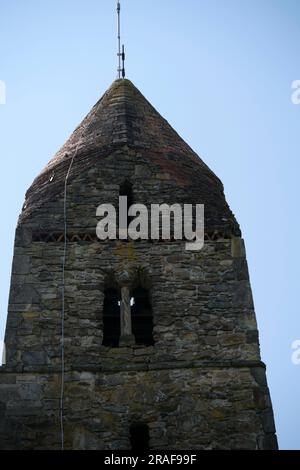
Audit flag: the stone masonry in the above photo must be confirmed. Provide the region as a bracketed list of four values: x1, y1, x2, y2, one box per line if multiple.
[0, 79, 278, 449]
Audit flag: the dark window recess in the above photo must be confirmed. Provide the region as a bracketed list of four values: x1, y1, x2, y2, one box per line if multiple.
[102, 288, 120, 347]
[120, 181, 134, 226]
[130, 423, 150, 452]
[131, 287, 154, 346]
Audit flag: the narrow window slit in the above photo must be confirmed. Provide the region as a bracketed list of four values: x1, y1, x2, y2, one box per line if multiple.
[130, 423, 150, 451]
[120, 181, 134, 228]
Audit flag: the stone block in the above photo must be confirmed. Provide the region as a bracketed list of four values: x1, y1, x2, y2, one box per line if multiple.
[231, 237, 246, 258]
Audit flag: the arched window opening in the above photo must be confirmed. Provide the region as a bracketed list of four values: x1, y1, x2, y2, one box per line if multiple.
[120, 181, 134, 227]
[120, 181, 133, 206]
[131, 287, 154, 346]
[102, 288, 120, 347]
[130, 423, 150, 452]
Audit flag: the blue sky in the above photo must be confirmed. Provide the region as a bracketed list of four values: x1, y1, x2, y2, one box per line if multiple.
[0, 0, 299, 449]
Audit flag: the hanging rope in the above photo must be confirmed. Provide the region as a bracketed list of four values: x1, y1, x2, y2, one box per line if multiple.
[60, 139, 82, 451]
[59, 83, 111, 450]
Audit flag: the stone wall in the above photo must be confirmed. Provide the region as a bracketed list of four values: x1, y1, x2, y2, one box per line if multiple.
[0, 365, 276, 450]
[0, 147, 278, 449]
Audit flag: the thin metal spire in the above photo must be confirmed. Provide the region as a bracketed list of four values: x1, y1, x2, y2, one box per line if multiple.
[117, 1, 125, 79]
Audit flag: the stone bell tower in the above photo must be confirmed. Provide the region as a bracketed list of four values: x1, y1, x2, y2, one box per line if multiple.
[0, 79, 277, 450]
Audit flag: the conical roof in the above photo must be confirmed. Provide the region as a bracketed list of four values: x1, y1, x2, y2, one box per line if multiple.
[21, 79, 240, 235]
[45, 79, 214, 173]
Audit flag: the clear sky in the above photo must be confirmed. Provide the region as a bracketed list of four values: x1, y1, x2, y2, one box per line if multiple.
[0, 0, 299, 450]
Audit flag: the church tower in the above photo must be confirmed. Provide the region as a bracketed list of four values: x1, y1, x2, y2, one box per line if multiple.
[0, 78, 277, 450]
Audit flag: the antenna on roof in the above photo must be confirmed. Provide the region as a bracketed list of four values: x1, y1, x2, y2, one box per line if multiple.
[117, 1, 126, 79]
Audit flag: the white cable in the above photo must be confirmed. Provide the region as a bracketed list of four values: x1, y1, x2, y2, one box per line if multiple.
[60, 139, 82, 451]
[60, 84, 110, 450]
